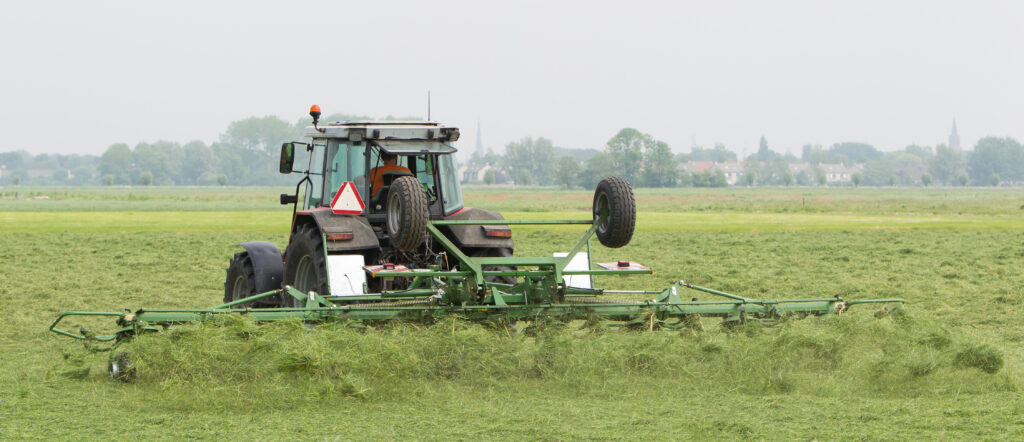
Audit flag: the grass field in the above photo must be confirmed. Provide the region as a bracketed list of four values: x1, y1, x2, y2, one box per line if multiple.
[2, 186, 1024, 439]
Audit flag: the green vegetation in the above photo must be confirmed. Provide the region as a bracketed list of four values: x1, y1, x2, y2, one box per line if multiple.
[2, 187, 1023, 438]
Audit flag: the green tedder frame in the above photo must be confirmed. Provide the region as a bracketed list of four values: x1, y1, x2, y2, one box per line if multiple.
[50, 212, 904, 351]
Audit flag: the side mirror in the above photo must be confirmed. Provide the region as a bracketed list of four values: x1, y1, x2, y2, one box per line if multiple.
[279, 143, 295, 174]
[280, 193, 298, 205]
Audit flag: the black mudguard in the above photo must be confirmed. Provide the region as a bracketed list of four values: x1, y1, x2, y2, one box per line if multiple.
[304, 210, 380, 252]
[238, 241, 284, 292]
[442, 207, 514, 250]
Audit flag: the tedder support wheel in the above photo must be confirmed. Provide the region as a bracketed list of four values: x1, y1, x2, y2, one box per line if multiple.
[109, 351, 136, 383]
[224, 251, 258, 307]
[593, 176, 636, 248]
[386, 175, 428, 252]
[283, 224, 329, 306]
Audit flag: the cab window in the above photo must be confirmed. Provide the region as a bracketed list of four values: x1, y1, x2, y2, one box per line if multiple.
[439, 155, 463, 214]
[323, 141, 368, 205]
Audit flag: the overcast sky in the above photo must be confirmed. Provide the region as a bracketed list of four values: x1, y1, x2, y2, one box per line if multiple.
[1, 0, 1021, 158]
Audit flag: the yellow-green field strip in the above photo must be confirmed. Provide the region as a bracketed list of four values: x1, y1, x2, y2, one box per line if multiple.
[2, 210, 1021, 234]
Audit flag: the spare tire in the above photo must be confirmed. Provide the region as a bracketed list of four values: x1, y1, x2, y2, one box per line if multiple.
[386, 175, 429, 251]
[592, 176, 635, 248]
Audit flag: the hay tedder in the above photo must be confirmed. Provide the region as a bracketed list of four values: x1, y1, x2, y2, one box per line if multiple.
[50, 106, 903, 380]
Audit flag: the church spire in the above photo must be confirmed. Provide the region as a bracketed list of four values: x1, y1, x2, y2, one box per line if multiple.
[949, 119, 961, 149]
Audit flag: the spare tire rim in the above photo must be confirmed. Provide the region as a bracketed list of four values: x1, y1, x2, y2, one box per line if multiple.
[387, 190, 402, 236]
[594, 192, 610, 235]
[294, 255, 317, 293]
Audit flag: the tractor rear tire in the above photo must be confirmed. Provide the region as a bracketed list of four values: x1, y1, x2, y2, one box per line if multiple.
[386, 175, 428, 252]
[470, 247, 517, 285]
[283, 224, 329, 306]
[593, 176, 635, 248]
[224, 252, 258, 307]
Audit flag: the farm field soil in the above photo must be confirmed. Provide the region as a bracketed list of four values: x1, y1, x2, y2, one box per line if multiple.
[1, 187, 1023, 439]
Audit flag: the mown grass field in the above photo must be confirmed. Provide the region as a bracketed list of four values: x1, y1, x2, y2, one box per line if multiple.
[2, 186, 1024, 439]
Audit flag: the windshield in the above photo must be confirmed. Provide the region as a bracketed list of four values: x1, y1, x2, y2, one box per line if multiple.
[323, 141, 368, 207]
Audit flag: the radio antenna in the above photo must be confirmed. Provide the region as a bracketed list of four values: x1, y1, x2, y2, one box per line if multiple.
[427, 91, 431, 121]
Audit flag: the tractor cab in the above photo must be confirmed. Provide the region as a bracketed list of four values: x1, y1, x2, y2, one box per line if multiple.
[257, 106, 512, 303]
[281, 120, 464, 220]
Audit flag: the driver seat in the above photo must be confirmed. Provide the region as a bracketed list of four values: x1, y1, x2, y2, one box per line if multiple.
[370, 170, 415, 208]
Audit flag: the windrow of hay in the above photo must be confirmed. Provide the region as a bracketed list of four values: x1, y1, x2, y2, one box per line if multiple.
[108, 308, 1018, 410]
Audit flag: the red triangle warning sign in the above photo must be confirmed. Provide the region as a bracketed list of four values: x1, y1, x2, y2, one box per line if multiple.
[330, 181, 364, 215]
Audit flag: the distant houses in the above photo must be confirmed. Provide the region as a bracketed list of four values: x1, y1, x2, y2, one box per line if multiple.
[676, 161, 864, 185]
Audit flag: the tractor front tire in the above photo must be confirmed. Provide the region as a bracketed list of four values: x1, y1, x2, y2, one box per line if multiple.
[386, 175, 428, 252]
[593, 176, 636, 248]
[283, 224, 330, 306]
[224, 252, 258, 307]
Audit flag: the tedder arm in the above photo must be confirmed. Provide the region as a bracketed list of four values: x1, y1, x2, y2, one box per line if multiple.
[50, 214, 904, 349]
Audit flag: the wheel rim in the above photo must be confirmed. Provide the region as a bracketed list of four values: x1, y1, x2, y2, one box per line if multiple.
[594, 192, 610, 235]
[387, 190, 402, 235]
[231, 274, 249, 301]
[294, 255, 317, 293]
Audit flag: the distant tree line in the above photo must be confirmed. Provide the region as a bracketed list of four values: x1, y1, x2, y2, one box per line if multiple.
[1, 116, 1022, 188]
[468, 129, 1024, 189]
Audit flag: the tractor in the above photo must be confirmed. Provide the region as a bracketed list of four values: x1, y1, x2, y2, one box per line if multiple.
[223, 105, 581, 307]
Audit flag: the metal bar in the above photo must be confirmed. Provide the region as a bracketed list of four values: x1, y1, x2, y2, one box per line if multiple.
[48, 311, 125, 340]
[680, 282, 758, 302]
[369, 268, 650, 279]
[431, 220, 594, 225]
[425, 223, 481, 286]
[380, 289, 438, 298]
[211, 289, 282, 309]
[845, 299, 905, 305]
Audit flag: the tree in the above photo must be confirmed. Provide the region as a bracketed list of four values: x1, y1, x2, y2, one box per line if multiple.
[12, 176, 20, 186]
[782, 170, 794, 186]
[516, 169, 532, 185]
[581, 152, 615, 190]
[990, 173, 1000, 187]
[968, 137, 1024, 184]
[555, 156, 582, 188]
[102, 174, 114, 185]
[98, 143, 133, 184]
[504, 137, 556, 185]
[852, 173, 862, 187]
[929, 144, 966, 185]
[744, 171, 756, 186]
[483, 169, 495, 185]
[958, 174, 969, 186]
[139, 171, 153, 186]
[802, 144, 827, 164]
[755, 136, 780, 162]
[604, 128, 648, 184]
[828, 142, 881, 164]
[221, 116, 295, 153]
[133, 141, 181, 185]
[642, 140, 677, 187]
[217, 174, 228, 186]
[181, 141, 219, 185]
[882, 151, 925, 185]
[921, 173, 932, 186]
[690, 143, 736, 162]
